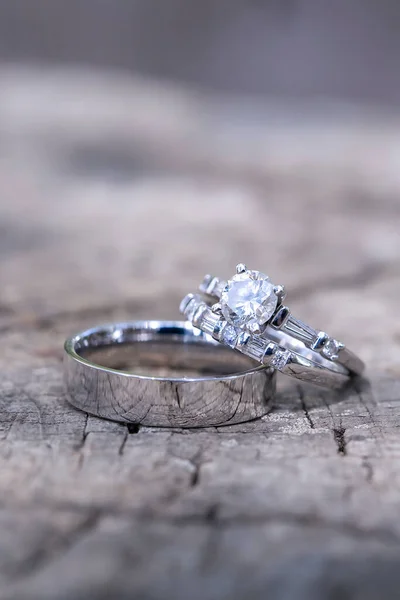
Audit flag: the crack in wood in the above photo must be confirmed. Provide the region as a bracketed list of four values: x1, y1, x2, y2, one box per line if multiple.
[174, 383, 182, 410]
[81, 413, 89, 445]
[186, 452, 204, 489]
[320, 392, 351, 459]
[297, 386, 315, 429]
[76, 413, 90, 470]
[204, 503, 219, 523]
[118, 423, 141, 456]
[190, 464, 201, 487]
[362, 459, 374, 484]
[166, 445, 204, 490]
[118, 429, 129, 456]
[127, 423, 141, 435]
[333, 427, 347, 456]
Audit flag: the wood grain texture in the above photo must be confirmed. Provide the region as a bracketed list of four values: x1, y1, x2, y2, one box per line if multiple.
[0, 66, 400, 600]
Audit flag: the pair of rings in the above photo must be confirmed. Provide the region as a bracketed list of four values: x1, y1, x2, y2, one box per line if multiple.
[64, 264, 364, 427]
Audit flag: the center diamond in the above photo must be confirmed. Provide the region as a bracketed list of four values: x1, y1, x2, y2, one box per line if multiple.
[220, 270, 278, 333]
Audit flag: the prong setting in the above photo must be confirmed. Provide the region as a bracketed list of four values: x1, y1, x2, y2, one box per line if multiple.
[321, 338, 344, 361]
[236, 263, 247, 274]
[270, 306, 291, 329]
[179, 293, 195, 315]
[312, 331, 329, 351]
[247, 321, 265, 335]
[273, 285, 286, 304]
[211, 302, 222, 314]
[199, 274, 220, 297]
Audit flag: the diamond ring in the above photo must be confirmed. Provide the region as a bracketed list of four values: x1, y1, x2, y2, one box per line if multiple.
[180, 264, 364, 389]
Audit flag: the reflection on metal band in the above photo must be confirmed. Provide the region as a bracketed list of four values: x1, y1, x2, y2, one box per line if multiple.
[64, 321, 276, 428]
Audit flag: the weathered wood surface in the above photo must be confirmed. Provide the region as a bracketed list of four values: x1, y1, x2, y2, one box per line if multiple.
[1, 66, 400, 600]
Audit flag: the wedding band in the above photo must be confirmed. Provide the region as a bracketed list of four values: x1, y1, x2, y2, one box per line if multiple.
[64, 321, 276, 427]
[180, 264, 364, 389]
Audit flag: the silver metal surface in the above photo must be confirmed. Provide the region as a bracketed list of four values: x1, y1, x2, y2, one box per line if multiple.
[181, 293, 363, 390]
[64, 321, 276, 428]
[199, 270, 363, 378]
[196, 265, 365, 378]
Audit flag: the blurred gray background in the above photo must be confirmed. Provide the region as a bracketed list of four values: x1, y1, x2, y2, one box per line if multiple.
[1, 0, 400, 105]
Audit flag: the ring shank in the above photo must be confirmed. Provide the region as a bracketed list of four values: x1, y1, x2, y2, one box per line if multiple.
[75, 322, 262, 378]
[181, 296, 361, 389]
[264, 327, 347, 374]
[64, 321, 276, 427]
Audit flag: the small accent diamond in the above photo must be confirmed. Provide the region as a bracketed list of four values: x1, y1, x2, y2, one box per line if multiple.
[322, 338, 343, 360]
[221, 324, 238, 348]
[270, 349, 291, 370]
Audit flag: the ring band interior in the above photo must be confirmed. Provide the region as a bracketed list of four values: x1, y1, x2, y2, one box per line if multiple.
[74, 323, 260, 379]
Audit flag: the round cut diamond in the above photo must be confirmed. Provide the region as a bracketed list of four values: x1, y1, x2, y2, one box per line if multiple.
[322, 338, 342, 360]
[221, 271, 278, 331]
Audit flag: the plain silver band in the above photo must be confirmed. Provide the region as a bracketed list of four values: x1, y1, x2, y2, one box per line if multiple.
[181, 298, 360, 390]
[64, 321, 276, 428]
